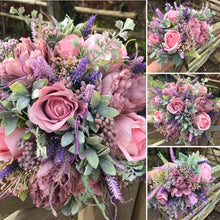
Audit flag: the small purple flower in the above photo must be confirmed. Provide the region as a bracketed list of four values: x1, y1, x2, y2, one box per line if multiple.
[0, 161, 19, 180]
[81, 15, 96, 39]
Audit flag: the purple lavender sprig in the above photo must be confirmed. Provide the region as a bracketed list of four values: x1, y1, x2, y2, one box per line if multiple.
[169, 147, 176, 162]
[69, 57, 88, 84]
[81, 15, 96, 39]
[86, 70, 101, 84]
[0, 161, 19, 180]
[105, 175, 123, 201]
[30, 56, 58, 83]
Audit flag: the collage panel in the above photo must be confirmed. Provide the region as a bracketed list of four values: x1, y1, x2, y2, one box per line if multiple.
[147, 147, 220, 219]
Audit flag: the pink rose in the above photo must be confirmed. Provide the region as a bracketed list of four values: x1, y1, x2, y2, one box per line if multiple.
[162, 82, 180, 97]
[194, 112, 211, 131]
[0, 127, 24, 162]
[83, 34, 127, 61]
[181, 83, 193, 92]
[167, 98, 185, 114]
[166, 125, 181, 140]
[29, 82, 87, 133]
[185, 193, 198, 207]
[54, 34, 84, 59]
[0, 58, 32, 85]
[153, 111, 166, 122]
[115, 113, 146, 161]
[165, 10, 179, 23]
[194, 163, 212, 183]
[101, 64, 146, 114]
[148, 31, 162, 45]
[164, 30, 181, 52]
[156, 188, 168, 205]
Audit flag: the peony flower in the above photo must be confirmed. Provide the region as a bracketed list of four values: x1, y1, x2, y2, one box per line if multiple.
[189, 18, 209, 45]
[194, 163, 212, 183]
[29, 159, 80, 208]
[167, 98, 185, 114]
[148, 31, 162, 45]
[29, 82, 87, 133]
[0, 58, 32, 85]
[115, 113, 146, 161]
[54, 34, 84, 59]
[165, 10, 179, 23]
[14, 37, 52, 67]
[0, 127, 24, 162]
[193, 112, 211, 131]
[83, 33, 127, 61]
[193, 95, 213, 113]
[185, 193, 198, 207]
[164, 30, 181, 52]
[166, 124, 181, 140]
[101, 64, 146, 114]
[156, 188, 168, 205]
[153, 110, 166, 122]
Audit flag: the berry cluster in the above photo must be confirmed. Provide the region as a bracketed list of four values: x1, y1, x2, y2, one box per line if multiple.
[17, 139, 41, 171]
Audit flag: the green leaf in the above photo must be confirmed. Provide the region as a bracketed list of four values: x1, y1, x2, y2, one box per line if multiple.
[22, 131, 31, 140]
[115, 20, 124, 29]
[90, 167, 100, 181]
[33, 79, 48, 90]
[62, 203, 71, 216]
[86, 112, 94, 122]
[5, 116, 19, 136]
[100, 95, 111, 106]
[123, 18, 135, 30]
[99, 158, 116, 175]
[78, 131, 85, 144]
[90, 91, 100, 109]
[173, 53, 183, 67]
[73, 29, 83, 38]
[32, 89, 41, 99]
[18, 190, 28, 201]
[10, 82, 28, 95]
[61, 132, 75, 147]
[17, 97, 30, 110]
[111, 48, 120, 58]
[97, 148, 110, 156]
[72, 39, 79, 47]
[0, 111, 15, 119]
[84, 164, 93, 176]
[86, 136, 102, 145]
[86, 148, 99, 169]
[96, 104, 119, 118]
[71, 200, 80, 216]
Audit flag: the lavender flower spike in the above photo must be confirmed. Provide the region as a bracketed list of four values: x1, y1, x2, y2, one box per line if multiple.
[169, 147, 176, 162]
[0, 161, 19, 180]
[70, 57, 88, 84]
[81, 15, 96, 39]
[105, 175, 123, 201]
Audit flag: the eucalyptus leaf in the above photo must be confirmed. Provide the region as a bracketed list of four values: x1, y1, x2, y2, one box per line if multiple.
[33, 79, 48, 90]
[10, 82, 28, 95]
[90, 91, 100, 109]
[17, 97, 30, 110]
[96, 104, 119, 118]
[115, 20, 123, 29]
[5, 116, 19, 136]
[86, 136, 102, 145]
[78, 131, 85, 144]
[99, 158, 116, 175]
[90, 167, 100, 181]
[84, 164, 93, 176]
[71, 200, 80, 215]
[86, 148, 99, 169]
[61, 132, 75, 147]
[123, 18, 135, 30]
[32, 89, 41, 99]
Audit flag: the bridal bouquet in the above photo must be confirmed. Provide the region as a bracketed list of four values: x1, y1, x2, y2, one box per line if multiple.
[148, 148, 214, 219]
[148, 2, 215, 67]
[150, 77, 218, 145]
[0, 7, 146, 219]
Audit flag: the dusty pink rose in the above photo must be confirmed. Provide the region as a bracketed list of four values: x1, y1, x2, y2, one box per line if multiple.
[189, 18, 209, 45]
[164, 30, 181, 52]
[165, 10, 179, 23]
[115, 113, 146, 161]
[83, 33, 127, 60]
[185, 193, 198, 207]
[167, 98, 185, 114]
[181, 83, 193, 92]
[0, 127, 24, 162]
[0, 58, 32, 85]
[156, 189, 168, 205]
[54, 34, 84, 59]
[148, 31, 162, 45]
[14, 37, 51, 67]
[194, 112, 211, 131]
[162, 82, 180, 97]
[193, 95, 213, 113]
[101, 64, 146, 114]
[29, 82, 87, 133]
[194, 163, 212, 183]
[29, 160, 80, 208]
[154, 111, 166, 122]
[166, 125, 181, 140]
